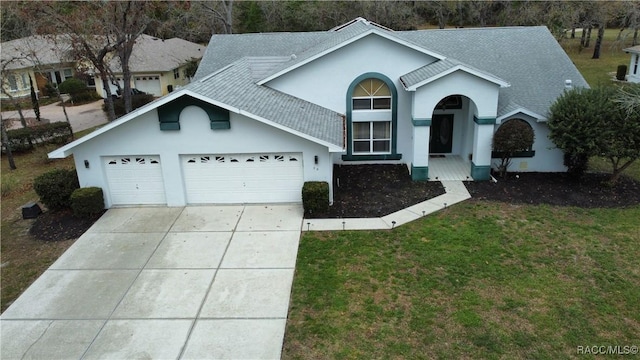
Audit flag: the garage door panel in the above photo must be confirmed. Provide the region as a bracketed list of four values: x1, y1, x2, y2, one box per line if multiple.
[105, 156, 166, 205]
[182, 153, 303, 204]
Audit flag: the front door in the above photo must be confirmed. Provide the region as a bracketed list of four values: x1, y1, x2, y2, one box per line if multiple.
[430, 114, 454, 153]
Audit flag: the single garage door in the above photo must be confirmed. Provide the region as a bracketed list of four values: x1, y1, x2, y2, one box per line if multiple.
[182, 153, 304, 204]
[134, 75, 161, 97]
[104, 156, 166, 205]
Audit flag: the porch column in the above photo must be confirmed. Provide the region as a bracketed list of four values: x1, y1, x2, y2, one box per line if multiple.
[471, 116, 495, 180]
[411, 118, 431, 181]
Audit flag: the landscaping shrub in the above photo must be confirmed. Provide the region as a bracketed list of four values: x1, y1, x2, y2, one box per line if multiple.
[33, 169, 79, 210]
[302, 181, 329, 215]
[103, 94, 154, 117]
[492, 119, 534, 177]
[3, 122, 73, 153]
[58, 78, 88, 102]
[70, 187, 104, 217]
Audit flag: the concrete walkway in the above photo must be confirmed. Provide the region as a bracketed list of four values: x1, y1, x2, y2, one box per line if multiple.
[2, 99, 108, 133]
[303, 180, 471, 231]
[1, 204, 302, 360]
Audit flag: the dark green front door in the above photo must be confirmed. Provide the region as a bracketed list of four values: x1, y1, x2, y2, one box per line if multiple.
[430, 114, 454, 153]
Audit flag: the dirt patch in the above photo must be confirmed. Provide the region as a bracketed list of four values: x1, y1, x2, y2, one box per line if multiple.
[29, 209, 105, 242]
[465, 172, 640, 208]
[309, 164, 446, 218]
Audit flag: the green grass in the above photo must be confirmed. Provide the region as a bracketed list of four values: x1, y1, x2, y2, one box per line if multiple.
[283, 203, 640, 359]
[560, 28, 635, 87]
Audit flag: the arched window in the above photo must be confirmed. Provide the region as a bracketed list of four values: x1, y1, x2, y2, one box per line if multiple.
[344, 74, 400, 160]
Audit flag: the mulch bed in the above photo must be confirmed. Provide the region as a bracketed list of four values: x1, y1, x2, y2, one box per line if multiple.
[29, 208, 106, 242]
[308, 164, 446, 218]
[465, 172, 640, 208]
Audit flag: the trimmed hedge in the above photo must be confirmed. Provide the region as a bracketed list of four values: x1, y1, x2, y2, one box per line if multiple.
[33, 169, 80, 210]
[71, 187, 104, 217]
[3, 122, 73, 153]
[302, 181, 329, 215]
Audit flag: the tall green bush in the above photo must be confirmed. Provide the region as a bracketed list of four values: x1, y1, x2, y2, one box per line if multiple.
[492, 119, 535, 177]
[70, 187, 104, 217]
[33, 169, 79, 210]
[302, 181, 329, 215]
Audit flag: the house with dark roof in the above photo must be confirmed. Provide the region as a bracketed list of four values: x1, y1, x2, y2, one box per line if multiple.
[49, 18, 588, 207]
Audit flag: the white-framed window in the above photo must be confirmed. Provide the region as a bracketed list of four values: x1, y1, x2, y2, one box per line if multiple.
[63, 69, 73, 81]
[351, 78, 392, 154]
[174, 68, 180, 79]
[21, 73, 29, 90]
[8, 75, 18, 91]
[353, 121, 391, 153]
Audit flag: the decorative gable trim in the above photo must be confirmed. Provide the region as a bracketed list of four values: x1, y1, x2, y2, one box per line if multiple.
[496, 108, 546, 123]
[404, 65, 510, 91]
[158, 95, 230, 131]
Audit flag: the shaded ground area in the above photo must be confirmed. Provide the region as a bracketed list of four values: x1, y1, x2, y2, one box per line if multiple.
[308, 165, 446, 218]
[465, 172, 640, 208]
[29, 209, 105, 242]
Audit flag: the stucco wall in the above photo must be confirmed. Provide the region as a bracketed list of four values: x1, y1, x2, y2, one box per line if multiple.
[267, 34, 439, 165]
[71, 105, 333, 207]
[493, 114, 566, 173]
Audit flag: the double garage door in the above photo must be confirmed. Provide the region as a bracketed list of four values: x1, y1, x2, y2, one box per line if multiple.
[104, 153, 303, 205]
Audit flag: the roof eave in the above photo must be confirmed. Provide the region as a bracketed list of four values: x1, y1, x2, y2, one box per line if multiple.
[496, 107, 546, 123]
[405, 65, 510, 91]
[257, 29, 446, 86]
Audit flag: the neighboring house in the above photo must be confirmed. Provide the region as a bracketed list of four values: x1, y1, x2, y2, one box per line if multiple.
[624, 45, 640, 83]
[93, 34, 204, 98]
[0, 35, 76, 100]
[49, 18, 588, 208]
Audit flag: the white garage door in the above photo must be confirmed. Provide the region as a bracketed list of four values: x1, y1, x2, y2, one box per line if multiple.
[104, 156, 166, 205]
[134, 75, 161, 96]
[182, 153, 304, 204]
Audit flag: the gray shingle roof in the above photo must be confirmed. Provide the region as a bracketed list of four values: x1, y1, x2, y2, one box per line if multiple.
[1, 35, 74, 70]
[108, 34, 204, 73]
[186, 57, 344, 148]
[194, 19, 588, 130]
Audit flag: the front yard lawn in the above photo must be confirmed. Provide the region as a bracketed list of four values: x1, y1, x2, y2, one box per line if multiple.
[284, 201, 640, 359]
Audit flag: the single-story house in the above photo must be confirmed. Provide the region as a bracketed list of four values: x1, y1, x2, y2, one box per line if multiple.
[49, 18, 588, 208]
[93, 34, 204, 98]
[624, 45, 640, 83]
[1, 35, 76, 99]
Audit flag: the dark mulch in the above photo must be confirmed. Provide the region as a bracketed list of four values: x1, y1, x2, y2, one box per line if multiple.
[29, 208, 106, 242]
[308, 164, 446, 218]
[465, 172, 640, 208]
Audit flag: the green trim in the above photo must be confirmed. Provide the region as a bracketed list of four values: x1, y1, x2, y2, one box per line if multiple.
[158, 95, 230, 131]
[473, 116, 496, 125]
[344, 72, 401, 161]
[341, 154, 402, 161]
[412, 117, 432, 126]
[491, 150, 535, 158]
[471, 162, 491, 180]
[159, 122, 180, 131]
[411, 164, 429, 181]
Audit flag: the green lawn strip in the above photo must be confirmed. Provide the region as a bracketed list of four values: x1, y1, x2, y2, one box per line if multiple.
[283, 202, 640, 359]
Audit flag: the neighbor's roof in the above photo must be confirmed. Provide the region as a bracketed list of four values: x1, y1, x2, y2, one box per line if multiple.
[195, 18, 588, 120]
[107, 34, 204, 73]
[1, 35, 74, 70]
[624, 45, 640, 54]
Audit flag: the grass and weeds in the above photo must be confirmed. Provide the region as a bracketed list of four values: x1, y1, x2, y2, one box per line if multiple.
[283, 202, 640, 359]
[0, 127, 96, 312]
[559, 28, 635, 87]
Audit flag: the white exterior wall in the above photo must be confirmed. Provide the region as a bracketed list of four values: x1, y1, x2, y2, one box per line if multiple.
[628, 52, 640, 83]
[71, 105, 333, 207]
[494, 114, 566, 173]
[267, 34, 438, 165]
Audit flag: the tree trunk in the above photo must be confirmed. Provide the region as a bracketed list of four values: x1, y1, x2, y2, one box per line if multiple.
[592, 24, 605, 59]
[1, 115, 17, 170]
[634, 27, 638, 46]
[609, 158, 636, 184]
[11, 97, 33, 148]
[617, 28, 624, 40]
[571, 27, 575, 39]
[585, 26, 592, 47]
[29, 75, 41, 122]
[580, 26, 587, 47]
[54, 84, 74, 139]
[100, 70, 117, 121]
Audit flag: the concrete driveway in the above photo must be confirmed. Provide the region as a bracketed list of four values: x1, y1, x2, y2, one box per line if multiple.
[1, 204, 303, 359]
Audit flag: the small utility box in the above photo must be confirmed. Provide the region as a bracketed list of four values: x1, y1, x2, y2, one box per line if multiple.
[22, 202, 42, 219]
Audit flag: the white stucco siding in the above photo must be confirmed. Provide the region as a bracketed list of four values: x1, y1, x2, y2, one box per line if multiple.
[492, 115, 566, 173]
[71, 105, 333, 207]
[413, 71, 501, 120]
